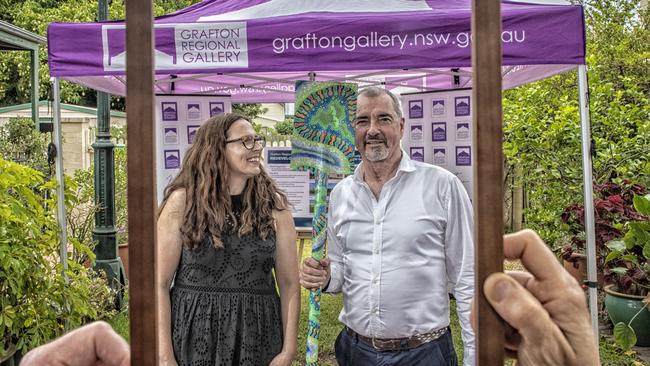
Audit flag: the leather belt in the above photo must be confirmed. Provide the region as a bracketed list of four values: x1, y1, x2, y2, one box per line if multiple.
[345, 326, 448, 352]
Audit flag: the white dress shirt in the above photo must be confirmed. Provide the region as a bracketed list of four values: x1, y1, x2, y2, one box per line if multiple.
[326, 152, 475, 365]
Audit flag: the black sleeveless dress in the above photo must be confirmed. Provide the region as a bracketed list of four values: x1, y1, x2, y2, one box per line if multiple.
[170, 195, 283, 365]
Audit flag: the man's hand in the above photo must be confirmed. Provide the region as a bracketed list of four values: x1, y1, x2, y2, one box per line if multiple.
[299, 257, 331, 290]
[21, 321, 130, 366]
[475, 229, 600, 366]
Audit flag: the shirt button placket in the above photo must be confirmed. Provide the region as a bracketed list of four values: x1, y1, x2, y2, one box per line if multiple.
[369, 201, 380, 333]
[370, 201, 384, 335]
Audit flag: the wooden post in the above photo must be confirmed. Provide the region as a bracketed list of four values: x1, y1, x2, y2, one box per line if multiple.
[471, 0, 505, 364]
[126, 0, 157, 364]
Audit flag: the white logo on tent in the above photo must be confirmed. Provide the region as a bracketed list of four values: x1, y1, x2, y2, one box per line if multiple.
[101, 23, 248, 71]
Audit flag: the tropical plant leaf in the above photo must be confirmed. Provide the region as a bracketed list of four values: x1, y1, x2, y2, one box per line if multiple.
[614, 322, 637, 350]
[628, 222, 650, 241]
[606, 240, 626, 252]
[633, 195, 650, 216]
[621, 254, 639, 264]
[644, 243, 650, 262]
[623, 230, 637, 249]
[605, 250, 622, 264]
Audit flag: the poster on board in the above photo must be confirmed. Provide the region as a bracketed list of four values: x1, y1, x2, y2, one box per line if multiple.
[155, 95, 231, 203]
[265, 147, 310, 228]
[401, 88, 474, 197]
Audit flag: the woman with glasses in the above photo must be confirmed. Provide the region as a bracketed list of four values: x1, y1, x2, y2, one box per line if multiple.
[156, 113, 300, 366]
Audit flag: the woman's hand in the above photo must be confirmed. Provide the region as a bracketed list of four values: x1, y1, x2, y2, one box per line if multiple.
[158, 353, 179, 366]
[268, 351, 295, 366]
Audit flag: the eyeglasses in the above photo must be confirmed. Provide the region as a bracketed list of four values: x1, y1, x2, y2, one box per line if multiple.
[225, 135, 266, 150]
[353, 114, 396, 129]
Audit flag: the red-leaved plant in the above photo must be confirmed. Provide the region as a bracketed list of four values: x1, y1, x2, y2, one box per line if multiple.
[560, 180, 648, 289]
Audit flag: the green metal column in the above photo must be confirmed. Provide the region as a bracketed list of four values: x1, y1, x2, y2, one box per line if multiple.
[30, 49, 39, 127]
[93, 0, 125, 306]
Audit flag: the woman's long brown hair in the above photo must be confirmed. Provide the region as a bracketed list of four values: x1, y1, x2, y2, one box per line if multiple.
[159, 113, 289, 249]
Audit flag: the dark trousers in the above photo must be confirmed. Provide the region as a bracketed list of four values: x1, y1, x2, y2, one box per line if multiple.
[334, 328, 458, 366]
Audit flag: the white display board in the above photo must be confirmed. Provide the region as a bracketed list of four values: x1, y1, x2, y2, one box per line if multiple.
[155, 94, 232, 203]
[265, 147, 310, 223]
[401, 89, 474, 197]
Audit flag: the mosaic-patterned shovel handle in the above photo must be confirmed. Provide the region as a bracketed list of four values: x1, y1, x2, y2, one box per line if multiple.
[305, 171, 328, 366]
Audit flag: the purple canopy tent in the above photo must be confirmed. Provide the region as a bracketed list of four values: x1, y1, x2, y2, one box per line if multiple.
[48, 0, 586, 102]
[46, 0, 599, 343]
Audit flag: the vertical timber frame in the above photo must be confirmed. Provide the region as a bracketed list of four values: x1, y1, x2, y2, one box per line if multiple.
[471, 0, 505, 364]
[126, 0, 157, 364]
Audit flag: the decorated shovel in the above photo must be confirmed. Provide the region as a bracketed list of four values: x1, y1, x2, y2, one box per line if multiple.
[290, 81, 357, 365]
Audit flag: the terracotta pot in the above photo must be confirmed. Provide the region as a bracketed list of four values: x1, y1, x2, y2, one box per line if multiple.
[118, 243, 129, 279]
[562, 252, 603, 287]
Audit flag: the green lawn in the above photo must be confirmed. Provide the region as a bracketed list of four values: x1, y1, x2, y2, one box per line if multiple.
[107, 243, 649, 365]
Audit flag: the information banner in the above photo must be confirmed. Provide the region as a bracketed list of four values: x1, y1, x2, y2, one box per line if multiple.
[265, 147, 310, 228]
[155, 94, 231, 203]
[401, 88, 474, 197]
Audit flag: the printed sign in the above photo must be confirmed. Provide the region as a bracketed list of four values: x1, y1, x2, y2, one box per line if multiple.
[432, 99, 446, 117]
[187, 125, 200, 144]
[186, 103, 201, 120]
[164, 150, 181, 169]
[267, 148, 292, 164]
[162, 102, 178, 121]
[455, 146, 471, 166]
[410, 147, 424, 162]
[410, 124, 423, 142]
[156, 95, 231, 204]
[455, 96, 470, 116]
[163, 127, 179, 145]
[456, 121, 470, 141]
[432, 122, 447, 142]
[433, 147, 447, 166]
[409, 100, 423, 119]
[209, 102, 225, 116]
[265, 147, 310, 218]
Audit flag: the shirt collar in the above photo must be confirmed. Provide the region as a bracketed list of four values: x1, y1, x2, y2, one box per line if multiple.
[352, 149, 417, 183]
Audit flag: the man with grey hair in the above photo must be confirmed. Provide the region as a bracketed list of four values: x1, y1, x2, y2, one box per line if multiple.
[301, 86, 475, 365]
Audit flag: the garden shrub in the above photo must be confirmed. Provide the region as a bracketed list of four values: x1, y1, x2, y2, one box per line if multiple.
[0, 158, 114, 358]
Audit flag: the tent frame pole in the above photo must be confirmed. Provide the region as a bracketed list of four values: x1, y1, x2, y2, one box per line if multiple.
[52, 77, 67, 274]
[578, 64, 599, 344]
[52, 77, 70, 329]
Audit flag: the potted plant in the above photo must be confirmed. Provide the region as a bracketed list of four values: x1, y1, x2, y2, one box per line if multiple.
[603, 193, 650, 349]
[560, 181, 648, 286]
